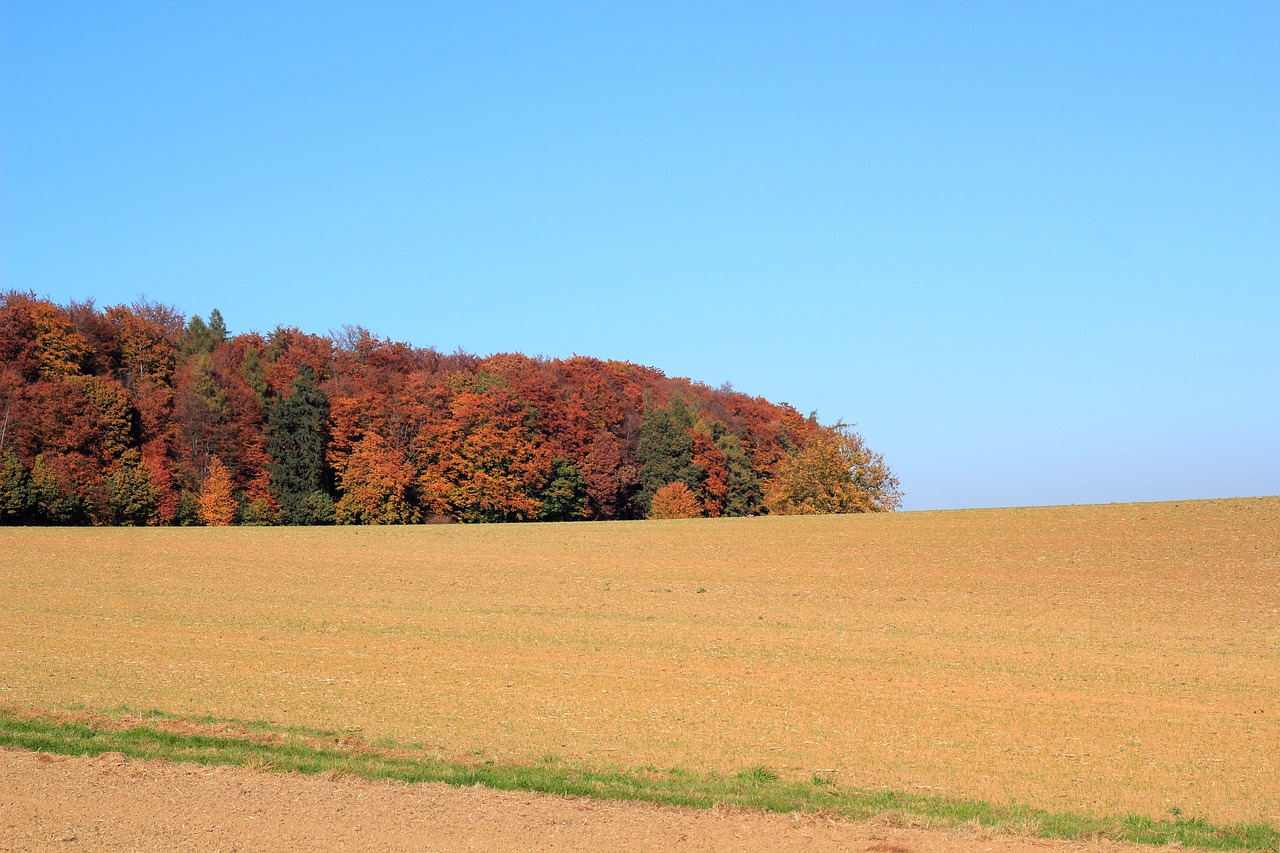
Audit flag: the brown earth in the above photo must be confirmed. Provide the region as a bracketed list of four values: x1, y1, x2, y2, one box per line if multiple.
[0, 747, 1148, 852]
[1, 497, 1278, 825]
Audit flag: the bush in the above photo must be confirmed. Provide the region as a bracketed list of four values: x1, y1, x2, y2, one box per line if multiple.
[648, 481, 702, 520]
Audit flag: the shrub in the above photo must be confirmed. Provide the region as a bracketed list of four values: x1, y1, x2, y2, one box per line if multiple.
[648, 481, 702, 520]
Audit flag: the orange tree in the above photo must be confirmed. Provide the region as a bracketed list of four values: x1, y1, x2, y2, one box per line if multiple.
[334, 433, 419, 524]
[197, 457, 237, 526]
[648, 481, 703, 519]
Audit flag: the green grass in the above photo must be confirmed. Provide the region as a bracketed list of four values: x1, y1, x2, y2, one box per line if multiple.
[2, 706, 1276, 851]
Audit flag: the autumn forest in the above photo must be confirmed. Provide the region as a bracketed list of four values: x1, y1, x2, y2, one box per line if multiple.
[0, 293, 901, 526]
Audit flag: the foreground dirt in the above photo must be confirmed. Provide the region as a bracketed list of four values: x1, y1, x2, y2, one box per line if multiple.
[0, 748, 1146, 853]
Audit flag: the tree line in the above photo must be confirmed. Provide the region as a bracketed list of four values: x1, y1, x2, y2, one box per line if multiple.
[0, 292, 901, 526]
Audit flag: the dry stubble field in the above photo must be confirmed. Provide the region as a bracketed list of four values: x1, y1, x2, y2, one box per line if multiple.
[1, 497, 1276, 825]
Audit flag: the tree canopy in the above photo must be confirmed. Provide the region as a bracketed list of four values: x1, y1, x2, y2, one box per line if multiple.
[0, 292, 902, 525]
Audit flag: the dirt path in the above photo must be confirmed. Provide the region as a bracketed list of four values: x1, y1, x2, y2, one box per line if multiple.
[1, 748, 1150, 853]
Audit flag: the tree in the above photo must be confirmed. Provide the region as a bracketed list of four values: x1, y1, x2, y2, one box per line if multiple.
[333, 433, 418, 525]
[173, 490, 202, 526]
[636, 396, 699, 512]
[416, 373, 552, 523]
[581, 432, 629, 519]
[648, 481, 702, 519]
[72, 375, 134, 464]
[266, 363, 332, 524]
[208, 309, 227, 344]
[715, 426, 763, 517]
[240, 495, 279, 526]
[0, 295, 905, 526]
[0, 450, 33, 524]
[29, 454, 90, 524]
[180, 309, 228, 358]
[197, 457, 237, 526]
[181, 315, 211, 356]
[107, 303, 179, 388]
[538, 456, 586, 521]
[175, 352, 228, 481]
[31, 300, 89, 379]
[107, 451, 161, 525]
[764, 423, 902, 515]
[690, 426, 728, 517]
[298, 490, 334, 524]
[240, 343, 268, 406]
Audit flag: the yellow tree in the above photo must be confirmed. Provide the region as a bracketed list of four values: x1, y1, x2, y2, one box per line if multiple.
[764, 424, 902, 515]
[198, 457, 237, 526]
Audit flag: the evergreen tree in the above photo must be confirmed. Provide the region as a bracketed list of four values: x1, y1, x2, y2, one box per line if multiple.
[0, 450, 34, 524]
[29, 454, 89, 524]
[240, 345, 268, 406]
[538, 457, 587, 521]
[266, 364, 332, 524]
[179, 310, 229, 357]
[636, 396, 699, 511]
[173, 489, 202, 526]
[180, 315, 212, 356]
[107, 451, 161, 526]
[714, 426, 763, 516]
[207, 309, 227, 345]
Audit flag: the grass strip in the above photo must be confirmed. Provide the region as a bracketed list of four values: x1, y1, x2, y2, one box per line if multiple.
[2, 706, 1275, 851]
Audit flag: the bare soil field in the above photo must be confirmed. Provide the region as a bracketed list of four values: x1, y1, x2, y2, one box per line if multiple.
[1, 497, 1277, 829]
[0, 747, 1152, 852]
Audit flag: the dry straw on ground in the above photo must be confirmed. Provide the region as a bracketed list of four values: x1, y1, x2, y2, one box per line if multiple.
[1, 498, 1276, 824]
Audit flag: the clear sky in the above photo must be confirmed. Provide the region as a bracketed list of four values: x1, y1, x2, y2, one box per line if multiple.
[2, 0, 1276, 510]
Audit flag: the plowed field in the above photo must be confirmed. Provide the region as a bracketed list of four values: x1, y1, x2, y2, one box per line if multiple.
[1, 498, 1277, 826]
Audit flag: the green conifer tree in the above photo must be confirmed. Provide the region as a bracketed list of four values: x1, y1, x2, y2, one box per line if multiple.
[207, 309, 227, 345]
[0, 451, 34, 524]
[538, 457, 587, 521]
[29, 455, 88, 525]
[266, 364, 332, 525]
[107, 451, 161, 526]
[636, 395, 700, 512]
[713, 426, 763, 517]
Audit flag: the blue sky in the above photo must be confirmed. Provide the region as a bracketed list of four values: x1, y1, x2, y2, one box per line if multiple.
[2, 0, 1276, 510]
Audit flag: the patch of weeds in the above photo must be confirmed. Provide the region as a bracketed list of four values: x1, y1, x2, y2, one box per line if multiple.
[735, 764, 779, 785]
